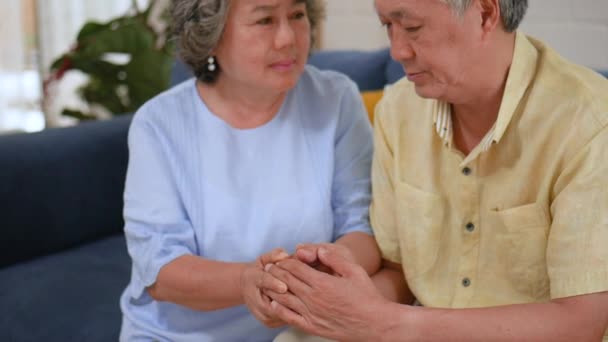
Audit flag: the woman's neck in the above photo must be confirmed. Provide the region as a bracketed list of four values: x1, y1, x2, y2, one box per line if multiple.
[197, 78, 288, 130]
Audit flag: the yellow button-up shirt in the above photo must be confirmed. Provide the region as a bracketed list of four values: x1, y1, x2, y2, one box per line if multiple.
[370, 32, 608, 337]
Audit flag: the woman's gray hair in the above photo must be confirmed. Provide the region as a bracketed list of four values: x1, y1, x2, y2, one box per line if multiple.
[171, 0, 325, 83]
[442, 0, 528, 32]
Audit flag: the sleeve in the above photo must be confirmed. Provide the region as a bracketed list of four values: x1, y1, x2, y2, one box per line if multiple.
[547, 125, 608, 299]
[369, 94, 401, 263]
[123, 113, 196, 299]
[331, 81, 375, 240]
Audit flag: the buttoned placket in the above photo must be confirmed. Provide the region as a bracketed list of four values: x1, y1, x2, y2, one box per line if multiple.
[452, 157, 481, 307]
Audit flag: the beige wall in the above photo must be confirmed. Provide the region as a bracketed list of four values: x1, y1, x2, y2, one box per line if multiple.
[321, 0, 608, 70]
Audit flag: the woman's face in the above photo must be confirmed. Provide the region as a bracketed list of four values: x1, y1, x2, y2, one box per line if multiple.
[213, 0, 311, 94]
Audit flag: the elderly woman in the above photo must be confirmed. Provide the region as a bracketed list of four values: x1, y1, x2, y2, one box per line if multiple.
[119, 0, 380, 341]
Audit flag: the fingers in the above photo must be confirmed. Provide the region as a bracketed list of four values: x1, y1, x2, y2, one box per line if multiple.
[265, 290, 308, 316]
[295, 245, 319, 265]
[259, 248, 290, 266]
[317, 247, 357, 277]
[242, 264, 288, 328]
[259, 266, 288, 294]
[268, 259, 320, 291]
[268, 294, 309, 329]
[249, 284, 286, 328]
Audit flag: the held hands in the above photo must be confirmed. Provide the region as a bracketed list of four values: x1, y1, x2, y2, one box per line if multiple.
[240, 248, 291, 328]
[263, 244, 389, 341]
[293, 243, 357, 275]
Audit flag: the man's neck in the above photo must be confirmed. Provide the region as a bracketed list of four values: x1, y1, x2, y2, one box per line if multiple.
[451, 32, 516, 155]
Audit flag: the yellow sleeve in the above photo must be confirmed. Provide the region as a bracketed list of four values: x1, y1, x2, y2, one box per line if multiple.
[547, 125, 608, 299]
[369, 95, 401, 264]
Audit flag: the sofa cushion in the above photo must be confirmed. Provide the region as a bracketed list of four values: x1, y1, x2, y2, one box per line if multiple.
[361, 90, 384, 124]
[0, 235, 130, 341]
[0, 116, 131, 267]
[307, 48, 393, 91]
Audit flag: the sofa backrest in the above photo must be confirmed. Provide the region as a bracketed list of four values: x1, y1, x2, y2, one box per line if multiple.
[307, 49, 405, 91]
[0, 116, 132, 267]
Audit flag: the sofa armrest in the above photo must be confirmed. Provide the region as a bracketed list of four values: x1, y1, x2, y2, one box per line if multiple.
[0, 116, 132, 267]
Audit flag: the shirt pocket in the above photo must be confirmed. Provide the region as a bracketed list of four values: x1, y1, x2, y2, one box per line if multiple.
[493, 202, 551, 299]
[395, 181, 445, 279]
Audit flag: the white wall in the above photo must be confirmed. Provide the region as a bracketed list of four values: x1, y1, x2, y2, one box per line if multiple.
[322, 0, 608, 71]
[521, 0, 608, 70]
[322, 1, 388, 51]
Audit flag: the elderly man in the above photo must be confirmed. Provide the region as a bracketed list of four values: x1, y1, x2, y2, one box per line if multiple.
[264, 0, 608, 340]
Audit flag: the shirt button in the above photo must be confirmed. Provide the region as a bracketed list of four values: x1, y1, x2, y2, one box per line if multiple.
[465, 222, 475, 232]
[462, 167, 472, 176]
[462, 277, 471, 287]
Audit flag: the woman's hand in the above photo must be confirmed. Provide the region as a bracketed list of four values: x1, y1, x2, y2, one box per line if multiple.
[240, 248, 291, 328]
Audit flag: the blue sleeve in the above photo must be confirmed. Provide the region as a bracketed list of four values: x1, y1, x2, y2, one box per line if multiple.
[332, 81, 374, 240]
[123, 111, 196, 299]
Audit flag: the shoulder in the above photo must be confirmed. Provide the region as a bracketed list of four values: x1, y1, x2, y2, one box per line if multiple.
[521, 37, 608, 163]
[376, 77, 430, 127]
[288, 65, 368, 127]
[297, 65, 360, 100]
[130, 79, 197, 134]
[530, 36, 608, 126]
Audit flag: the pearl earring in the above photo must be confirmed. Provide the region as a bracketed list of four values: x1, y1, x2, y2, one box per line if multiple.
[207, 56, 216, 72]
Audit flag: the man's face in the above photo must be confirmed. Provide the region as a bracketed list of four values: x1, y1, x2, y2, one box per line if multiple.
[375, 0, 485, 102]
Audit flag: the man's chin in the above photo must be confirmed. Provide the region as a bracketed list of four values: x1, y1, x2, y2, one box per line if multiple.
[413, 85, 441, 99]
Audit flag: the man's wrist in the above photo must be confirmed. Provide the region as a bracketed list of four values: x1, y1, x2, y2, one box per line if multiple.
[363, 300, 398, 341]
[371, 301, 419, 342]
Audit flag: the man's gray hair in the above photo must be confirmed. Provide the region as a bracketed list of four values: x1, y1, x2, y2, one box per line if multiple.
[441, 0, 528, 32]
[171, 0, 325, 83]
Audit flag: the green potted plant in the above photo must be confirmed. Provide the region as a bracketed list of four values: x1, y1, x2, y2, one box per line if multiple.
[45, 0, 174, 120]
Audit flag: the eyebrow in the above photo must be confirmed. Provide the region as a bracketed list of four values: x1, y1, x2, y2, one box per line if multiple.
[377, 6, 420, 22]
[388, 9, 415, 20]
[252, 0, 306, 13]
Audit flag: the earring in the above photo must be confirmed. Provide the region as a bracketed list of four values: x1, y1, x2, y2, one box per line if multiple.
[207, 56, 216, 72]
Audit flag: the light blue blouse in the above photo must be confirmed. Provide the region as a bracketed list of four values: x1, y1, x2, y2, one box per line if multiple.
[119, 66, 373, 342]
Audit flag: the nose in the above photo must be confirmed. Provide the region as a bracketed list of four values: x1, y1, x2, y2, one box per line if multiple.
[275, 18, 296, 49]
[390, 30, 415, 62]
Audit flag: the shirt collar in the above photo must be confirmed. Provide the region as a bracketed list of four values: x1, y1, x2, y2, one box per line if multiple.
[433, 32, 539, 148]
[492, 31, 539, 143]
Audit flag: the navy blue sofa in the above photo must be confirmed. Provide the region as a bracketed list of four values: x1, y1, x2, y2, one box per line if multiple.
[0, 48, 402, 342]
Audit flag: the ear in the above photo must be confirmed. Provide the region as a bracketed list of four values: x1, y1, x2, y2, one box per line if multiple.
[477, 0, 501, 34]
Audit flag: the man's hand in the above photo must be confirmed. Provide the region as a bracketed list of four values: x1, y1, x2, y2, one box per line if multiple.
[240, 248, 290, 328]
[264, 246, 390, 341]
[293, 243, 356, 275]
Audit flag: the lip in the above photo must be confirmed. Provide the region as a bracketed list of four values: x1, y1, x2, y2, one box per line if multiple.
[270, 59, 296, 71]
[406, 71, 425, 82]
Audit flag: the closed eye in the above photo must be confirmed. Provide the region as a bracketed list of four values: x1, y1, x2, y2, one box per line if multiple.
[257, 17, 273, 25]
[291, 10, 306, 20]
